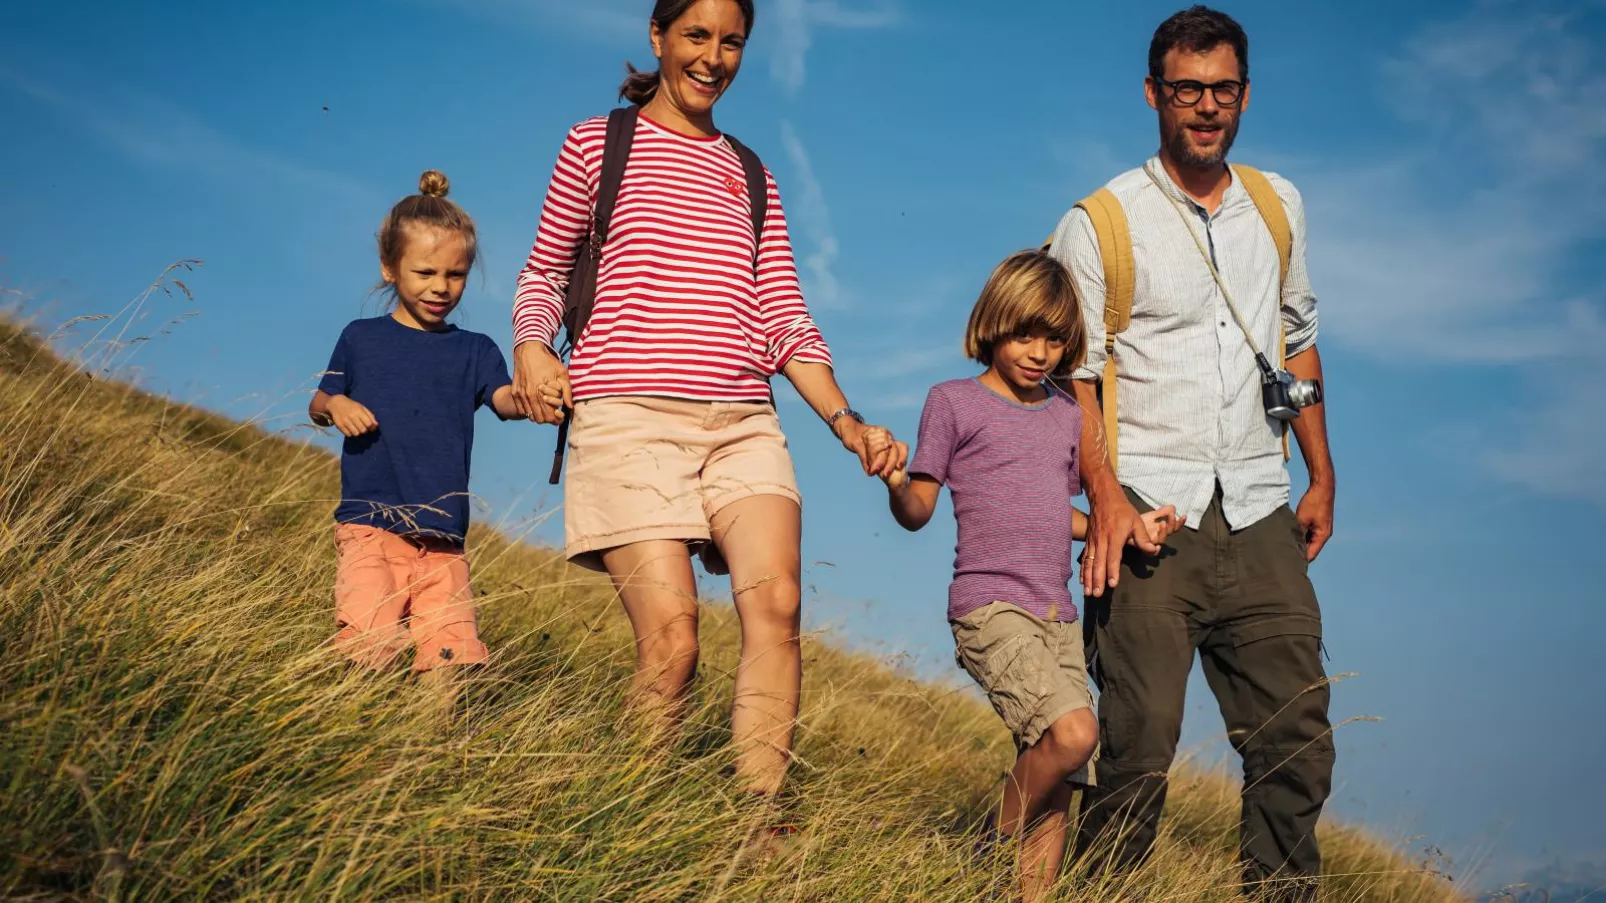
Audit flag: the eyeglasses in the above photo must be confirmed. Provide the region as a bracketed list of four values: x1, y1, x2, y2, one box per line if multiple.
[1155, 77, 1246, 107]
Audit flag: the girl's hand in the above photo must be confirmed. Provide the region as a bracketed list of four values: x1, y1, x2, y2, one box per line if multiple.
[839, 421, 907, 479]
[512, 342, 571, 425]
[326, 395, 379, 438]
[1139, 505, 1185, 545]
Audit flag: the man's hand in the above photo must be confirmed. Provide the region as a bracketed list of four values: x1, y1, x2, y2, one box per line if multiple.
[325, 395, 378, 438]
[1082, 493, 1161, 598]
[1295, 481, 1335, 562]
[511, 341, 571, 425]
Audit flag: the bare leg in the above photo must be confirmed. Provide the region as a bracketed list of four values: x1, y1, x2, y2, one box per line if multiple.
[999, 708, 1098, 903]
[600, 540, 701, 734]
[710, 495, 803, 796]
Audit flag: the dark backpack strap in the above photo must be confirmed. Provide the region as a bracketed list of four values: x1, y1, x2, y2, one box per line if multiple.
[722, 133, 773, 407]
[722, 133, 768, 257]
[591, 106, 639, 269]
[551, 106, 638, 485]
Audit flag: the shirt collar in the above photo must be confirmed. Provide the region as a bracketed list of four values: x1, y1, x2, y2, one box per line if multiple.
[1143, 154, 1246, 216]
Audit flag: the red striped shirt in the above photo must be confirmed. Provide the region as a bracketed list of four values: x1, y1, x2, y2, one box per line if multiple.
[513, 114, 833, 402]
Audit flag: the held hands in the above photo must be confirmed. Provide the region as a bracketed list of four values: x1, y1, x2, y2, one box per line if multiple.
[1140, 505, 1186, 545]
[838, 419, 907, 480]
[511, 342, 571, 425]
[324, 395, 379, 438]
[1079, 502, 1187, 597]
[1081, 495, 1161, 598]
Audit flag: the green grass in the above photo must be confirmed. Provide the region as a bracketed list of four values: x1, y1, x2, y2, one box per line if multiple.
[0, 282, 1463, 901]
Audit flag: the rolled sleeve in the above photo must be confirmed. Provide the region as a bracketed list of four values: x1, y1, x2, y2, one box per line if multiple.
[1047, 205, 1108, 381]
[1273, 176, 1319, 357]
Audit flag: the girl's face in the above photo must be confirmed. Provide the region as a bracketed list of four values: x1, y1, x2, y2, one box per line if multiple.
[382, 225, 471, 332]
[991, 329, 1069, 393]
[649, 0, 748, 122]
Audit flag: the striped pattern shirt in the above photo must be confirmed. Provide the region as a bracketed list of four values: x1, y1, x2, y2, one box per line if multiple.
[909, 378, 1083, 623]
[513, 113, 832, 402]
[1048, 157, 1319, 531]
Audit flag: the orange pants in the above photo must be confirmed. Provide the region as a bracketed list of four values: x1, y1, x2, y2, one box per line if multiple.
[332, 523, 489, 672]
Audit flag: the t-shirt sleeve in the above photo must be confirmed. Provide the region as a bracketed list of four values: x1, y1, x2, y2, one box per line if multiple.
[908, 386, 958, 485]
[317, 329, 352, 396]
[475, 338, 513, 412]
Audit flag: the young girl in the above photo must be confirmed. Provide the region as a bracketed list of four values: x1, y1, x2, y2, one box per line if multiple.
[310, 170, 522, 679]
[882, 249, 1182, 903]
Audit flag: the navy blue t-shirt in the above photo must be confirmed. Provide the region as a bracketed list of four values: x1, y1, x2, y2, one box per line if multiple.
[317, 316, 512, 544]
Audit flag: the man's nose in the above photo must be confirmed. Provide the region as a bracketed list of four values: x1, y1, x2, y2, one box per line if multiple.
[1195, 90, 1220, 116]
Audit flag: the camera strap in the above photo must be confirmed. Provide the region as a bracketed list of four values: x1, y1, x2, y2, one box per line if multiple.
[1143, 163, 1280, 379]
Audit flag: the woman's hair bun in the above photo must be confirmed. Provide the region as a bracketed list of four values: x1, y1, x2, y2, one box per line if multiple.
[418, 170, 450, 198]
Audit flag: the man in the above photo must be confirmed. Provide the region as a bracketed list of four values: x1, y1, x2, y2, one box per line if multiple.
[1047, 6, 1337, 900]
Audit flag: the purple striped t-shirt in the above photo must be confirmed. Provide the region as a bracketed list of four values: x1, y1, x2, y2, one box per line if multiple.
[909, 378, 1083, 623]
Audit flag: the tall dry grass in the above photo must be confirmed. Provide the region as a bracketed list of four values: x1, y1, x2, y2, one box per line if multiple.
[0, 275, 1462, 901]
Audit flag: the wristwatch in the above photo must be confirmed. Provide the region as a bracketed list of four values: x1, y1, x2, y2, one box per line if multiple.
[826, 407, 865, 435]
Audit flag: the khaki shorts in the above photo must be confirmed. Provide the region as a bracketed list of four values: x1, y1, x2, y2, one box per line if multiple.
[952, 601, 1095, 785]
[564, 396, 801, 570]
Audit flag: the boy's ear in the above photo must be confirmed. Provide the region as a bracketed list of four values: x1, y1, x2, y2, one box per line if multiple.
[380, 262, 395, 285]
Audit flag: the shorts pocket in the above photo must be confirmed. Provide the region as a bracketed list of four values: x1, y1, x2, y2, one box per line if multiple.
[952, 604, 1052, 740]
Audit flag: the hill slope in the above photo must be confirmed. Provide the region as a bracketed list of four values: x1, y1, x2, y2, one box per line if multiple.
[0, 309, 1460, 901]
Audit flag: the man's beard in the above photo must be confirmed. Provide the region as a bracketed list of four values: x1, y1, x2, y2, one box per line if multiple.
[1166, 117, 1239, 168]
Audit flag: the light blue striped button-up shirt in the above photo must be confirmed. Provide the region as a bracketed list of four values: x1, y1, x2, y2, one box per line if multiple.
[1048, 157, 1319, 531]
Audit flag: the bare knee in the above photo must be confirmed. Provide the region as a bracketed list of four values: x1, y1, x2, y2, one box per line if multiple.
[639, 620, 700, 681]
[735, 572, 801, 638]
[1042, 709, 1099, 768]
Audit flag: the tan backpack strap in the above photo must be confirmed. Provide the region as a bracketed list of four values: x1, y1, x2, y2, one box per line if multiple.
[1233, 164, 1295, 461]
[1072, 187, 1133, 474]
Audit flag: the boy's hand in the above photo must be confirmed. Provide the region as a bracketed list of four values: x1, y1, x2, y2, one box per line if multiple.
[840, 421, 907, 479]
[326, 395, 378, 438]
[1139, 505, 1185, 545]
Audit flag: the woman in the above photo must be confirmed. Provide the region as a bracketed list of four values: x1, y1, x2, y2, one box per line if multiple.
[509, 0, 906, 799]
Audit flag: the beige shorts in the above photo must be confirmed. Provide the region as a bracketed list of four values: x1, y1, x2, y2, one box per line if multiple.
[952, 601, 1096, 786]
[564, 396, 801, 570]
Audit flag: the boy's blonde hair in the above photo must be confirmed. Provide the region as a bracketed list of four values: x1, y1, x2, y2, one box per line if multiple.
[963, 249, 1087, 378]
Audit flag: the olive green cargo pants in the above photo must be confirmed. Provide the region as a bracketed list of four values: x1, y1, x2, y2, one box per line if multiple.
[1076, 487, 1335, 902]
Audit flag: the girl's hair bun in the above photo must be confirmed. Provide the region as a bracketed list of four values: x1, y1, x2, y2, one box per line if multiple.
[418, 170, 450, 198]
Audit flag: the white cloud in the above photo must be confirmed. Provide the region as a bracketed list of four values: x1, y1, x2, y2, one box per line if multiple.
[779, 120, 846, 309]
[1296, 1, 1606, 504]
[411, 0, 640, 40]
[418, 0, 900, 94]
[770, 0, 902, 94]
[1303, 3, 1606, 364]
[0, 67, 368, 199]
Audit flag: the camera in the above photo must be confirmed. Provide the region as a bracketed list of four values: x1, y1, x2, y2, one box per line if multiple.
[1262, 367, 1323, 421]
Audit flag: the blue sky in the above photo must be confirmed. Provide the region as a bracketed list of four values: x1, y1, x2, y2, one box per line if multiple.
[2, 0, 1603, 891]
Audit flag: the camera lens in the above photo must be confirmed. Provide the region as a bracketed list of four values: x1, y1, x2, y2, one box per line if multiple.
[1288, 379, 1323, 409]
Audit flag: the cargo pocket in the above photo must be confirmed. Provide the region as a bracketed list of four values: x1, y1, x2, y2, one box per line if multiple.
[952, 604, 1050, 744]
[1227, 613, 1322, 648]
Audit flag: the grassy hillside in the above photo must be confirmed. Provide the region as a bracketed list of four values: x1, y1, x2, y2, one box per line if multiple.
[0, 294, 1461, 901]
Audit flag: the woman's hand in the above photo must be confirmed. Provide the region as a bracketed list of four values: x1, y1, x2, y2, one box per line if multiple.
[511, 341, 572, 425]
[838, 420, 907, 479]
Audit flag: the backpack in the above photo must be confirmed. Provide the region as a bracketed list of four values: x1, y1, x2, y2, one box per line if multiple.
[1045, 164, 1293, 473]
[547, 105, 769, 485]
